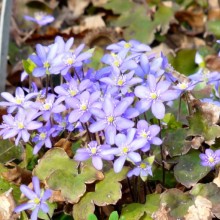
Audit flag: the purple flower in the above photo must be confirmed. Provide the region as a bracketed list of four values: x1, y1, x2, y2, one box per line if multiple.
[89, 96, 134, 145]
[135, 74, 179, 119]
[52, 113, 75, 137]
[136, 120, 162, 152]
[173, 80, 199, 95]
[54, 78, 91, 101]
[127, 161, 152, 180]
[106, 40, 151, 57]
[74, 141, 114, 170]
[30, 43, 58, 77]
[14, 176, 52, 220]
[66, 90, 101, 123]
[50, 45, 93, 76]
[32, 94, 66, 120]
[24, 12, 54, 26]
[32, 122, 55, 154]
[199, 149, 220, 168]
[54, 36, 74, 53]
[100, 71, 142, 94]
[0, 109, 42, 145]
[96, 52, 138, 79]
[0, 87, 37, 113]
[103, 128, 146, 173]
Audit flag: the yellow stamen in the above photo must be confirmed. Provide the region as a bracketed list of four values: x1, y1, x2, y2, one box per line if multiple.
[208, 157, 215, 163]
[33, 197, 40, 204]
[43, 61, 50, 68]
[66, 57, 74, 65]
[124, 43, 131, 48]
[80, 104, 87, 111]
[122, 147, 129, 154]
[91, 147, 97, 154]
[15, 98, 23, 104]
[117, 79, 124, 86]
[178, 82, 188, 90]
[69, 90, 77, 97]
[107, 116, 114, 123]
[140, 163, 147, 169]
[17, 122, 24, 129]
[43, 103, 51, 110]
[150, 92, 157, 100]
[40, 132, 46, 140]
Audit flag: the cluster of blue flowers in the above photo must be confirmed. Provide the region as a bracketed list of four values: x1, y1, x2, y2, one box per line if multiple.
[1, 36, 220, 219]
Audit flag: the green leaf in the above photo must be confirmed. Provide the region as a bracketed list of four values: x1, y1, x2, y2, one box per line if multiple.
[38, 202, 57, 220]
[163, 128, 191, 157]
[103, 0, 133, 14]
[168, 49, 198, 76]
[207, 20, 220, 38]
[87, 47, 104, 70]
[154, 4, 174, 35]
[174, 150, 211, 188]
[73, 167, 129, 220]
[188, 111, 220, 142]
[109, 211, 119, 220]
[87, 214, 98, 220]
[120, 194, 160, 220]
[160, 189, 193, 218]
[162, 113, 182, 130]
[190, 183, 220, 218]
[33, 148, 78, 180]
[22, 58, 36, 74]
[34, 148, 103, 203]
[0, 139, 23, 163]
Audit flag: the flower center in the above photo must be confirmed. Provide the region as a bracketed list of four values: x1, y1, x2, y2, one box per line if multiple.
[117, 78, 124, 86]
[208, 156, 215, 163]
[17, 122, 24, 129]
[15, 98, 23, 104]
[107, 116, 114, 123]
[150, 92, 157, 100]
[43, 61, 50, 68]
[140, 130, 151, 139]
[122, 146, 129, 154]
[43, 103, 52, 110]
[113, 60, 120, 67]
[69, 89, 77, 97]
[40, 132, 46, 140]
[178, 82, 188, 90]
[33, 197, 40, 204]
[65, 57, 74, 65]
[124, 43, 131, 48]
[91, 147, 97, 154]
[140, 163, 147, 169]
[80, 104, 87, 111]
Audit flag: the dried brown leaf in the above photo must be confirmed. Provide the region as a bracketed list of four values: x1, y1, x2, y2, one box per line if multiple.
[152, 203, 175, 220]
[68, 0, 90, 19]
[191, 136, 204, 149]
[54, 138, 73, 157]
[0, 189, 18, 220]
[72, 14, 106, 34]
[2, 165, 32, 185]
[49, 190, 65, 203]
[184, 196, 212, 220]
[91, 0, 107, 7]
[205, 55, 220, 72]
[213, 169, 220, 187]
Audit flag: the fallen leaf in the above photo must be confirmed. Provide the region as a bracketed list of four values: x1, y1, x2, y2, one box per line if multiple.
[72, 14, 106, 34]
[68, 0, 90, 19]
[0, 189, 18, 220]
[184, 196, 212, 220]
[91, 0, 107, 7]
[2, 165, 32, 185]
[54, 138, 73, 157]
[213, 169, 220, 187]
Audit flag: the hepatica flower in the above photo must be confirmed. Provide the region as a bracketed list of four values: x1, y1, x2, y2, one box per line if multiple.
[136, 120, 162, 152]
[127, 161, 152, 180]
[30, 43, 58, 77]
[0, 109, 42, 145]
[74, 141, 114, 170]
[0, 87, 37, 113]
[135, 74, 179, 119]
[14, 176, 52, 220]
[199, 149, 220, 168]
[89, 96, 134, 145]
[103, 128, 146, 173]
[32, 122, 55, 154]
[66, 90, 101, 123]
[24, 12, 54, 26]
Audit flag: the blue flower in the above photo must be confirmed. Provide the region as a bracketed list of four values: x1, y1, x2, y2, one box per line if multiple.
[24, 12, 54, 26]
[14, 176, 52, 220]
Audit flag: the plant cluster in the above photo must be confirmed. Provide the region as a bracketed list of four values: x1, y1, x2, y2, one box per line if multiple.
[1, 34, 220, 220]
